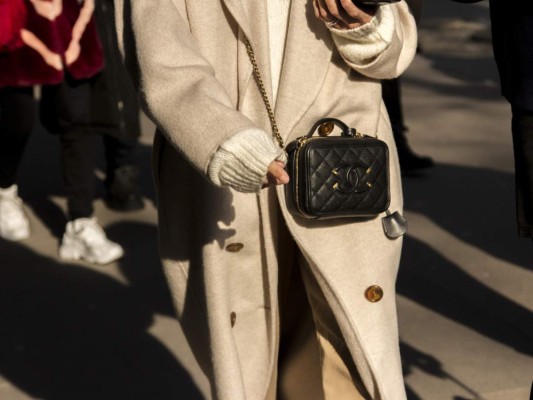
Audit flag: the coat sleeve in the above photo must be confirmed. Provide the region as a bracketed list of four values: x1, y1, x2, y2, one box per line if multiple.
[333, 1, 417, 80]
[114, 0, 258, 177]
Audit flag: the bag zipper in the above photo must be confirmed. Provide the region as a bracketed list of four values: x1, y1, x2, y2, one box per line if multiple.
[293, 137, 315, 218]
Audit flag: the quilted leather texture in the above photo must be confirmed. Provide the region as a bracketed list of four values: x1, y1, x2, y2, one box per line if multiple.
[288, 137, 390, 219]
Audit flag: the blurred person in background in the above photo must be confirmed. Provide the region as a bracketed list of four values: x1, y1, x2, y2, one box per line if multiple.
[91, 0, 144, 212]
[489, 0, 533, 239]
[452, 0, 533, 238]
[382, 0, 434, 172]
[0, 0, 124, 264]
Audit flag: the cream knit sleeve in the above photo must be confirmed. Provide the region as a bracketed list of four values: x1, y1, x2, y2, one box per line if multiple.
[328, 5, 395, 64]
[208, 129, 287, 193]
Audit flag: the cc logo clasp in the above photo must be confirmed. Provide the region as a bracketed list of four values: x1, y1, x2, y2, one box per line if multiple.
[332, 164, 373, 194]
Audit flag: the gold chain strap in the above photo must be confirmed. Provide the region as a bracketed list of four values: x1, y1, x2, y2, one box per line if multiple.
[244, 37, 285, 149]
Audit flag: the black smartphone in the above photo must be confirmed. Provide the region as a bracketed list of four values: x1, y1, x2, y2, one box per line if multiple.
[353, 0, 401, 6]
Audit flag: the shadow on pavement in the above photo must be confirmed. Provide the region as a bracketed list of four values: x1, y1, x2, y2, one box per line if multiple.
[422, 0, 489, 22]
[26, 196, 68, 239]
[0, 221, 202, 400]
[403, 55, 501, 103]
[401, 342, 483, 400]
[403, 163, 532, 270]
[398, 235, 533, 356]
[411, 0, 500, 102]
[399, 163, 533, 360]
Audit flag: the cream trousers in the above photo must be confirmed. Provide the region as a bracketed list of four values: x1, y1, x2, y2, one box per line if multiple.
[266, 211, 369, 400]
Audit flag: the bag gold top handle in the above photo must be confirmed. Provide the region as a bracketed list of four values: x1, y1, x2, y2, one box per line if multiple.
[244, 37, 285, 150]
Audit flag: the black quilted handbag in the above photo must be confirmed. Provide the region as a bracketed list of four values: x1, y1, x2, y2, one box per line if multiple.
[245, 38, 404, 233]
[286, 118, 390, 219]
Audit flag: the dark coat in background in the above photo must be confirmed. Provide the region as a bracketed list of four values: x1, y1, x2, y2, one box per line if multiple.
[90, 0, 140, 140]
[489, 0, 533, 237]
[489, 1, 533, 111]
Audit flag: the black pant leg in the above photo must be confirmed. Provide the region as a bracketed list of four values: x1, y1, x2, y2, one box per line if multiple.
[42, 78, 95, 220]
[382, 78, 405, 139]
[0, 87, 35, 188]
[511, 107, 533, 237]
[59, 130, 97, 220]
[103, 134, 138, 175]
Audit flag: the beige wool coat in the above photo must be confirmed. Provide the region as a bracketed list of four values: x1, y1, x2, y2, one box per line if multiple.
[115, 1, 417, 399]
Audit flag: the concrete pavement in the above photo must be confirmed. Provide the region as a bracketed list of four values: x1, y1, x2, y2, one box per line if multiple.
[0, 1, 532, 399]
[398, 1, 532, 399]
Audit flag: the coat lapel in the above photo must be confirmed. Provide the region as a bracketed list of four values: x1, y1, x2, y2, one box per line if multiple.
[220, 0, 252, 39]
[222, 0, 274, 110]
[275, 0, 333, 143]
[222, 0, 333, 139]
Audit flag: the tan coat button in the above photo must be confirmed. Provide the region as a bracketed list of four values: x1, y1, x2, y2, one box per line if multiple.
[365, 285, 384, 302]
[225, 243, 244, 252]
[230, 312, 237, 327]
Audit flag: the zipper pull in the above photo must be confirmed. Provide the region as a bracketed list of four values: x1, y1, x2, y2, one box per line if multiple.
[297, 137, 308, 149]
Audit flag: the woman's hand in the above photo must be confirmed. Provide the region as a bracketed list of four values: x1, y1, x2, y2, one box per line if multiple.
[264, 160, 290, 187]
[313, 0, 376, 30]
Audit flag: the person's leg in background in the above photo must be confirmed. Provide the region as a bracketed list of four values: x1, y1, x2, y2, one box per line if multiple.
[511, 107, 533, 238]
[0, 86, 34, 241]
[103, 134, 143, 211]
[383, 0, 433, 173]
[92, 0, 144, 212]
[40, 77, 123, 264]
[382, 78, 433, 173]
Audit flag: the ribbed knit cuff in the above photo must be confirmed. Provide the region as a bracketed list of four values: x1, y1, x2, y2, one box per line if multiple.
[329, 6, 395, 62]
[208, 129, 287, 193]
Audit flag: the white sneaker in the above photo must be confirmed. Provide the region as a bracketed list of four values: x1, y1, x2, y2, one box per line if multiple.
[59, 217, 124, 265]
[0, 185, 30, 241]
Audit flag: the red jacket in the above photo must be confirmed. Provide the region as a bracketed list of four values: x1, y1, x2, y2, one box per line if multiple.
[0, 0, 26, 52]
[0, 0, 104, 87]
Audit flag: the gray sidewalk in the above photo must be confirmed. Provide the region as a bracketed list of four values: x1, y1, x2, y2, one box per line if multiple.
[398, 1, 532, 399]
[1, 1, 532, 399]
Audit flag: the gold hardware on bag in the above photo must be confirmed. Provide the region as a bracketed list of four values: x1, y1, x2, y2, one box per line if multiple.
[225, 243, 244, 252]
[318, 122, 334, 136]
[296, 137, 308, 149]
[331, 164, 375, 194]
